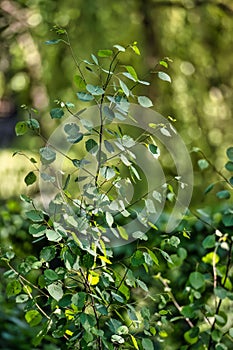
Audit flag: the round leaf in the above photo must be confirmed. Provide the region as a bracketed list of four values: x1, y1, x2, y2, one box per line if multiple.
[40, 147, 56, 164]
[216, 190, 231, 199]
[226, 147, 233, 161]
[189, 271, 205, 289]
[77, 92, 94, 101]
[15, 121, 28, 136]
[86, 84, 105, 96]
[47, 283, 63, 301]
[25, 310, 42, 327]
[24, 171, 37, 186]
[225, 161, 233, 172]
[50, 108, 64, 119]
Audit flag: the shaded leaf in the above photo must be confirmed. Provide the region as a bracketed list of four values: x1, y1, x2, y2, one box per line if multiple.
[24, 171, 37, 186]
[77, 92, 94, 101]
[50, 108, 64, 119]
[189, 271, 205, 289]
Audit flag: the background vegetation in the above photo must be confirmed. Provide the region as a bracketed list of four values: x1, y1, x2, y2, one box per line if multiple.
[0, 0, 233, 349]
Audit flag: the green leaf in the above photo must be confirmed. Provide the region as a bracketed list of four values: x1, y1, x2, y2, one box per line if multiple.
[27, 118, 40, 130]
[24, 171, 36, 186]
[198, 159, 209, 170]
[142, 338, 154, 350]
[97, 49, 113, 57]
[25, 310, 42, 327]
[229, 176, 233, 185]
[158, 71, 171, 83]
[189, 272, 205, 289]
[148, 144, 159, 157]
[77, 92, 94, 101]
[50, 108, 64, 119]
[226, 147, 233, 161]
[222, 213, 233, 227]
[202, 252, 219, 265]
[111, 291, 124, 303]
[160, 60, 168, 68]
[74, 75, 86, 90]
[125, 65, 138, 81]
[130, 165, 141, 181]
[136, 279, 148, 292]
[229, 328, 233, 338]
[148, 249, 159, 266]
[45, 39, 61, 45]
[214, 287, 227, 299]
[86, 139, 98, 153]
[82, 254, 94, 268]
[91, 54, 99, 65]
[26, 210, 44, 222]
[119, 79, 129, 97]
[111, 334, 124, 344]
[71, 292, 86, 308]
[132, 231, 148, 240]
[130, 43, 140, 55]
[40, 147, 56, 164]
[104, 140, 114, 153]
[225, 161, 233, 172]
[131, 250, 145, 266]
[47, 283, 63, 301]
[44, 269, 59, 281]
[204, 183, 214, 194]
[138, 96, 153, 108]
[6, 280, 22, 298]
[103, 106, 115, 120]
[117, 325, 129, 335]
[181, 305, 196, 318]
[86, 84, 105, 96]
[46, 229, 62, 242]
[117, 225, 128, 240]
[16, 294, 29, 303]
[64, 123, 83, 143]
[216, 190, 231, 199]
[40, 246, 56, 262]
[100, 166, 116, 180]
[106, 211, 114, 227]
[161, 250, 173, 264]
[15, 121, 28, 136]
[202, 235, 215, 249]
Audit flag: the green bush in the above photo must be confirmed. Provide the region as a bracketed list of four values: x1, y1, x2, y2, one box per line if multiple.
[1, 28, 233, 350]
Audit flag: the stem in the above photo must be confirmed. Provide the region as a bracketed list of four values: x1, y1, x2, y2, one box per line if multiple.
[207, 240, 233, 349]
[95, 98, 104, 186]
[158, 275, 194, 328]
[79, 268, 103, 350]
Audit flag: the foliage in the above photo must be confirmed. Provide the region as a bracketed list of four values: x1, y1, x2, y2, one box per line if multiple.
[1, 29, 233, 350]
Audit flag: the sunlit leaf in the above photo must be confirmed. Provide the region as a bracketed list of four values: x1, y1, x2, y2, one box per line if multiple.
[97, 49, 113, 57]
[15, 121, 28, 136]
[138, 96, 153, 108]
[25, 310, 42, 327]
[158, 71, 171, 83]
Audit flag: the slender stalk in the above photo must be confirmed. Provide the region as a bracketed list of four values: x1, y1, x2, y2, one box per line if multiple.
[207, 240, 233, 350]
